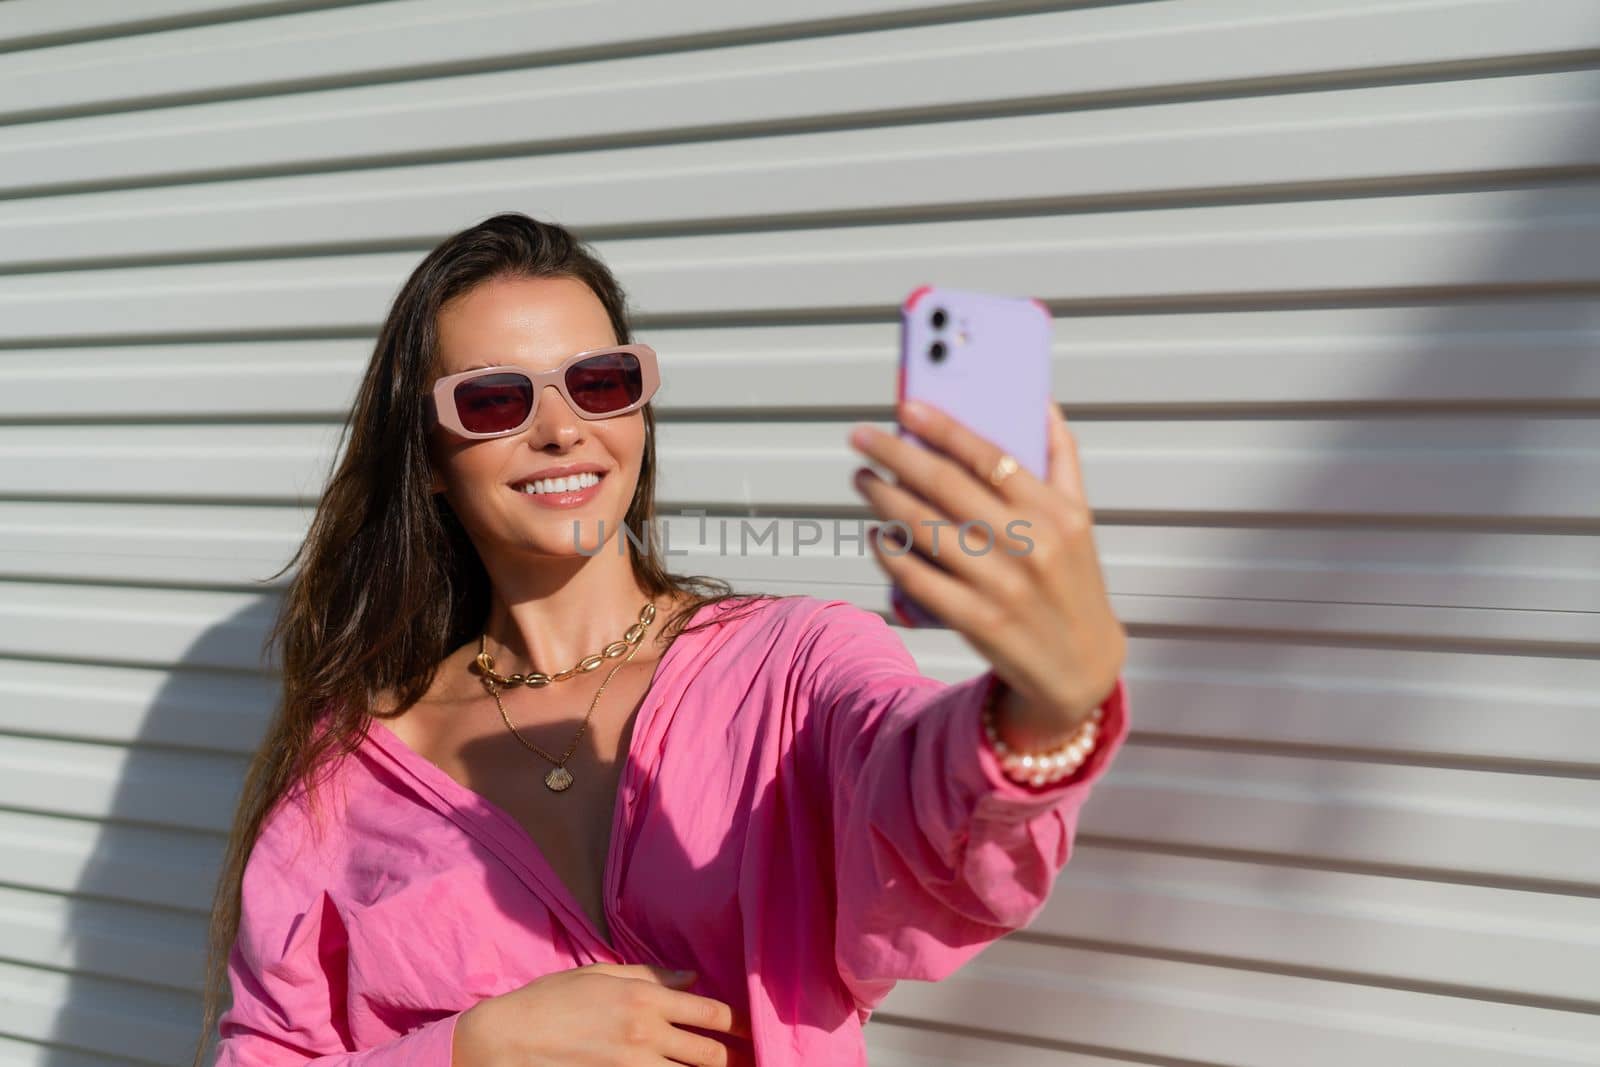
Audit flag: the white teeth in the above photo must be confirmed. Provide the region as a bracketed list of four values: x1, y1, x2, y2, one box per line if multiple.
[518, 471, 600, 495]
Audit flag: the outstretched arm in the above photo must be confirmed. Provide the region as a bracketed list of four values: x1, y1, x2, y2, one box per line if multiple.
[794, 599, 1129, 1014]
[817, 393, 1129, 1012]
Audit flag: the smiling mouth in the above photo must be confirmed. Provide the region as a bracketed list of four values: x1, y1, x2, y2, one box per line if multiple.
[511, 471, 605, 496]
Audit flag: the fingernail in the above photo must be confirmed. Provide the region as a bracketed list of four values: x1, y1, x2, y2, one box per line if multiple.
[902, 399, 930, 423]
[849, 424, 874, 449]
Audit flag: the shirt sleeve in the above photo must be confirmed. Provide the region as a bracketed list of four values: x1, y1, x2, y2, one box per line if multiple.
[792, 598, 1130, 1014]
[211, 803, 464, 1066]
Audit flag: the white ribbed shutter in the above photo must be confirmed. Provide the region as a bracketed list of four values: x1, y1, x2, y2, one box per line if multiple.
[0, 2, 1595, 1063]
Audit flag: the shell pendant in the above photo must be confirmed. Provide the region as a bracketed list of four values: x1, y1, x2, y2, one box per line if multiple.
[545, 766, 575, 792]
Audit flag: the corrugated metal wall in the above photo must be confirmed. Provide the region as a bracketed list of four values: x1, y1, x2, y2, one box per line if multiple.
[1, 1, 1596, 1063]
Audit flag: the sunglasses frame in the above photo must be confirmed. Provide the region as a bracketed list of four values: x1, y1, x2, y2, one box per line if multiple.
[426, 343, 660, 439]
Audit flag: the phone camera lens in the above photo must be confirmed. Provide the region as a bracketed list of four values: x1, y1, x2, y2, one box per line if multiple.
[930, 308, 947, 330]
[929, 341, 946, 363]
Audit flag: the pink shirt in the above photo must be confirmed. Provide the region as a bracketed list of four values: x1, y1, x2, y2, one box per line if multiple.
[214, 594, 1129, 1065]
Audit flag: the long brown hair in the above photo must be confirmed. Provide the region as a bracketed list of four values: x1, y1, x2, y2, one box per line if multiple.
[193, 213, 777, 1063]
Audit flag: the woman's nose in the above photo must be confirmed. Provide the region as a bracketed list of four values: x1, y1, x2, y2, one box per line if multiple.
[525, 384, 583, 446]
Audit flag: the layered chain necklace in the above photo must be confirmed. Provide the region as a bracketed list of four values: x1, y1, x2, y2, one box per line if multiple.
[473, 600, 657, 792]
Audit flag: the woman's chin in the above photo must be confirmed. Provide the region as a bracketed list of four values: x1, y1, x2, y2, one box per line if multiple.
[516, 517, 631, 559]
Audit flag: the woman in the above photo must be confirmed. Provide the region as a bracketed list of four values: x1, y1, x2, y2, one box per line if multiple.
[196, 213, 1128, 1066]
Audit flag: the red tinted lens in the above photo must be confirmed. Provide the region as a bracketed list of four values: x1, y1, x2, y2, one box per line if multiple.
[453, 373, 533, 433]
[565, 351, 644, 414]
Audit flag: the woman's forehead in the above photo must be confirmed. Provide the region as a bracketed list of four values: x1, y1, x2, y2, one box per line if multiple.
[435, 278, 616, 375]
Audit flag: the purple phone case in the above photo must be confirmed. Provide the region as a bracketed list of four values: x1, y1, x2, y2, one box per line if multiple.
[891, 285, 1053, 627]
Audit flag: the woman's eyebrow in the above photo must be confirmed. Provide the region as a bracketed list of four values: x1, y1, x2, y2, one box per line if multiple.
[454, 360, 527, 373]
[456, 346, 610, 373]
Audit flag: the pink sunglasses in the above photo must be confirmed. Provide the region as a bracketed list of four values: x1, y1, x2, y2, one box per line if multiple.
[426, 343, 660, 440]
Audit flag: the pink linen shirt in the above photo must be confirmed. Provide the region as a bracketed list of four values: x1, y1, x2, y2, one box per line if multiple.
[213, 594, 1130, 1065]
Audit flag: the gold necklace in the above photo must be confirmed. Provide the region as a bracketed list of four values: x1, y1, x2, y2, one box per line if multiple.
[475, 601, 656, 688]
[474, 601, 656, 792]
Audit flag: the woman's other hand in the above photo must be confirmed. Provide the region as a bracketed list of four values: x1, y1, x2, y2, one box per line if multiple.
[453, 963, 750, 1065]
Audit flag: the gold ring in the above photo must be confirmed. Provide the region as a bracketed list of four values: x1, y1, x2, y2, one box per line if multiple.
[988, 453, 1019, 486]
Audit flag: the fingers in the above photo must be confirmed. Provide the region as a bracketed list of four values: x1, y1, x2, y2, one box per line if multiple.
[600, 965, 750, 1039]
[868, 522, 995, 639]
[576, 966, 755, 1049]
[898, 397, 1044, 508]
[658, 987, 746, 1038]
[593, 962, 693, 986]
[658, 1023, 733, 1066]
[853, 466, 997, 588]
[849, 403, 1048, 544]
[1045, 397, 1087, 506]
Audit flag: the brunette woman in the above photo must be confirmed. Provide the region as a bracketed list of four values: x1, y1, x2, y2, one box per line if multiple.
[196, 213, 1127, 1066]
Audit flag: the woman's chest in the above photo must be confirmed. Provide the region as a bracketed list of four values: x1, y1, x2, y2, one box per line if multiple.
[486, 755, 627, 948]
[338, 705, 778, 1021]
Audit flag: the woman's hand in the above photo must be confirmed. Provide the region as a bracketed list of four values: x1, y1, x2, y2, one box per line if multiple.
[849, 396, 1125, 738]
[453, 963, 750, 1065]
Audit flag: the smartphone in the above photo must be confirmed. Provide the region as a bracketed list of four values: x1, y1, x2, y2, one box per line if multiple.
[889, 284, 1054, 628]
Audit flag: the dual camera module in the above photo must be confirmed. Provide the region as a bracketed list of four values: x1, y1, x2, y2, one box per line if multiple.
[927, 306, 950, 363]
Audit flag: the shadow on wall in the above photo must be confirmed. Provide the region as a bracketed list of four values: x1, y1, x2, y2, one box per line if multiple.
[41, 161, 1600, 1067]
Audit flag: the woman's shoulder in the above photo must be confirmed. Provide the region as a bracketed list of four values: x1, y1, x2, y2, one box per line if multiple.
[244, 761, 354, 896]
[690, 592, 882, 644]
[681, 594, 905, 684]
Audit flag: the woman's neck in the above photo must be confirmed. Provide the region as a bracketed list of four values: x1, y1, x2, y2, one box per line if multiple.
[476, 547, 668, 678]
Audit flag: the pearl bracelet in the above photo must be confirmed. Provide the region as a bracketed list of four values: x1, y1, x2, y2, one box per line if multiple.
[981, 677, 1103, 787]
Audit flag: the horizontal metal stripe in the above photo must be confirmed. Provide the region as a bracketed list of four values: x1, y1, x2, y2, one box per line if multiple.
[3, 1, 1598, 195]
[2, 808, 1593, 1022]
[13, 835, 1592, 1012]
[5, 191, 1600, 340]
[763, 566, 1600, 649]
[0, 415, 1594, 521]
[0, 660, 274, 751]
[6, 71, 1600, 270]
[612, 191, 1600, 316]
[1088, 746, 1600, 887]
[0, 0, 977, 118]
[864, 1022, 1131, 1067]
[0, 734, 246, 832]
[0, 0, 297, 52]
[0, 1030, 150, 1067]
[0, 582, 280, 671]
[0, 553, 1594, 655]
[5, 300, 1600, 416]
[0, 884, 203, 993]
[4, 503, 1593, 611]
[0, 340, 366, 416]
[0, 958, 193, 1064]
[876, 938, 1600, 1066]
[3, 626, 1595, 766]
[0, 500, 313, 588]
[0, 808, 221, 911]
[1037, 846, 1600, 1010]
[0, 690, 1593, 886]
[1096, 636, 1600, 768]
